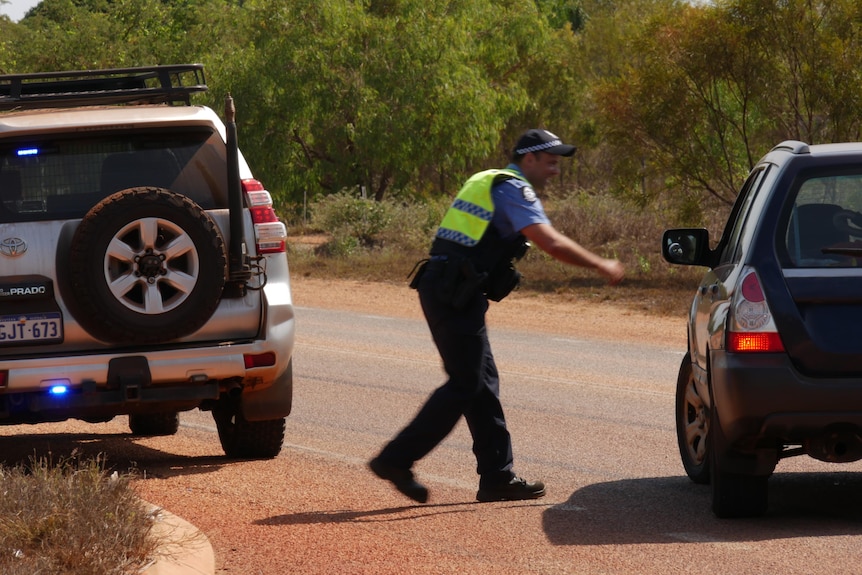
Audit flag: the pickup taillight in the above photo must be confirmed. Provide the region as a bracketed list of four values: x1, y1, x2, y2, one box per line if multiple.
[242, 179, 287, 254]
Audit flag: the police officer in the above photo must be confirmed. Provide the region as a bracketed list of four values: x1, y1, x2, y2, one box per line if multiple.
[369, 129, 625, 503]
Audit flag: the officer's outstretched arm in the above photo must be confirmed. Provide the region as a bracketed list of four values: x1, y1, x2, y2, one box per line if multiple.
[521, 223, 625, 285]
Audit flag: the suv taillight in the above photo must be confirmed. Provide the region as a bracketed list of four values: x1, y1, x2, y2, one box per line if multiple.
[727, 268, 785, 353]
[242, 179, 287, 254]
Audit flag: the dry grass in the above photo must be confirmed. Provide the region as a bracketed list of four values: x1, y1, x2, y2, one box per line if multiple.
[0, 453, 158, 575]
[287, 190, 719, 319]
[288, 242, 703, 318]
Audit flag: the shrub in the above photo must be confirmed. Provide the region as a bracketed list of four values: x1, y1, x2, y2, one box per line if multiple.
[376, 196, 450, 253]
[309, 191, 394, 250]
[306, 191, 452, 258]
[0, 454, 157, 575]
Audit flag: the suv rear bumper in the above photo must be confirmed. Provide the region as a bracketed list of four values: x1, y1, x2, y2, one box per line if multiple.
[3, 378, 220, 424]
[0, 337, 292, 424]
[710, 350, 862, 471]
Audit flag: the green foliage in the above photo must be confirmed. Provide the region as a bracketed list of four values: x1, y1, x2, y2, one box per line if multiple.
[4, 0, 862, 224]
[378, 195, 451, 253]
[310, 190, 395, 250]
[307, 191, 450, 256]
[536, 0, 587, 32]
[0, 18, 24, 72]
[591, 0, 862, 209]
[219, 0, 575, 205]
[2, 0, 247, 72]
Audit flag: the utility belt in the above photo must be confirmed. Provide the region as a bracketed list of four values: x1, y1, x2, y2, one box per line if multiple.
[408, 253, 522, 309]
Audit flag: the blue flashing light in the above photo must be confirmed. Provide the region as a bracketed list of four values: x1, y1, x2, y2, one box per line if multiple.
[16, 148, 39, 157]
[48, 385, 69, 395]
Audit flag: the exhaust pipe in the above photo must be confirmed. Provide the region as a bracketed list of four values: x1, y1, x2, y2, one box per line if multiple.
[226, 380, 243, 398]
[806, 428, 862, 463]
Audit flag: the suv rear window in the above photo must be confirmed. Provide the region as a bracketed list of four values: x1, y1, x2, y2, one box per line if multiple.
[0, 127, 228, 222]
[784, 170, 862, 268]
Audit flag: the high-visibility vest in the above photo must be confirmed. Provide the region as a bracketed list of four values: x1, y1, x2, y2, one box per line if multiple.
[435, 169, 526, 247]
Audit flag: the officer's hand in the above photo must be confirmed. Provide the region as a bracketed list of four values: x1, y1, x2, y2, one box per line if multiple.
[598, 259, 625, 286]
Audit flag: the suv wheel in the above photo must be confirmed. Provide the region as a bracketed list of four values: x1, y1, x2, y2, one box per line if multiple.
[68, 187, 226, 344]
[129, 412, 180, 436]
[675, 353, 711, 484]
[710, 409, 769, 518]
[710, 461, 769, 519]
[213, 400, 285, 459]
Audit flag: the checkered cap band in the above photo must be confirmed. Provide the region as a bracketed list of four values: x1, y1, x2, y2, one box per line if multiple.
[515, 139, 564, 155]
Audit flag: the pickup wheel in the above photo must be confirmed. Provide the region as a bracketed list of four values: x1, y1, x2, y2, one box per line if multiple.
[68, 187, 226, 344]
[129, 412, 180, 436]
[213, 400, 285, 459]
[675, 353, 711, 484]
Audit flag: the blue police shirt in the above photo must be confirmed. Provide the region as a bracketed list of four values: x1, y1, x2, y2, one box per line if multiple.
[490, 164, 550, 239]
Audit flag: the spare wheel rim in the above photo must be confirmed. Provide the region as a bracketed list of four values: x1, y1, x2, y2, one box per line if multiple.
[104, 216, 200, 314]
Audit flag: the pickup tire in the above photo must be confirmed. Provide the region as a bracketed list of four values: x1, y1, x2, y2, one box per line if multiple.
[68, 187, 226, 344]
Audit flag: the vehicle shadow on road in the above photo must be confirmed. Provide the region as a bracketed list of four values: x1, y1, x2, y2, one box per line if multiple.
[0, 431, 226, 479]
[544, 472, 862, 546]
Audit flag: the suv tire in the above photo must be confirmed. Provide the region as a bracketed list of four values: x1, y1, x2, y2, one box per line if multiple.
[68, 187, 226, 344]
[213, 399, 285, 459]
[129, 412, 180, 436]
[675, 353, 711, 484]
[709, 409, 769, 518]
[710, 461, 769, 518]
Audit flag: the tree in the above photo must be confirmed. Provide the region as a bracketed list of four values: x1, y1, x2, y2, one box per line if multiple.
[591, 0, 862, 212]
[733, 0, 862, 143]
[224, 0, 572, 204]
[1, 0, 613, 207]
[593, 3, 756, 207]
[0, 16, 26, 73]
[9, 0, 247, 72]
[13, 0, 862, 222]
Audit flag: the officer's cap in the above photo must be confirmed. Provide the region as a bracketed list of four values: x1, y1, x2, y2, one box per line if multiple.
[513, 129, 576, 157]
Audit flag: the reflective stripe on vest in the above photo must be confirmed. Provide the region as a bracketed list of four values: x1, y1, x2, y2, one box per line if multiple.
[435, 169, 525, 247]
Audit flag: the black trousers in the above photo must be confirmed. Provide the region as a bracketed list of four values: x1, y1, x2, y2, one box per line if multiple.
[376, 268, 515, 485]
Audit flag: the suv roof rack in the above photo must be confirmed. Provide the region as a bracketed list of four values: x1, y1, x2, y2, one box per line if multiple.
[0, 64, 207, 111]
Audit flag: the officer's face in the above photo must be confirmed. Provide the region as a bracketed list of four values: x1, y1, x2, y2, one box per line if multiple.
[521, 152, 560, 190]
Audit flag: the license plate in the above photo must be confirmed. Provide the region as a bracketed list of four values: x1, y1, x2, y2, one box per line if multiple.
[0, 312, 63, 344]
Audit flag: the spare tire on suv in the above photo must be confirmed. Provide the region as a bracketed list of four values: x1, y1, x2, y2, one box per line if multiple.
[68, 186, 227, 344]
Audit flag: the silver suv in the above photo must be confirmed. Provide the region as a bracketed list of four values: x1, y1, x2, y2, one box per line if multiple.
[0, 65, 294, 458]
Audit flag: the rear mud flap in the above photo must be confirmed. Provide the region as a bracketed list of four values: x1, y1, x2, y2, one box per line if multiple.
[241, 359, 293, 421]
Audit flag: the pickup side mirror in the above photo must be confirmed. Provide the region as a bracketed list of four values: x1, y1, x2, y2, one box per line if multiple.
[662, 228, 712, 266]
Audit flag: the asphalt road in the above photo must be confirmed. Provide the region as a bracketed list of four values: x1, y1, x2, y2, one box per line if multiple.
[4, 303, 862, 573]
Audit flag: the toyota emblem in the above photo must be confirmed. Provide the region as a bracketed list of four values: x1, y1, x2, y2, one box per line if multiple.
[0, 237, 26, 257]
